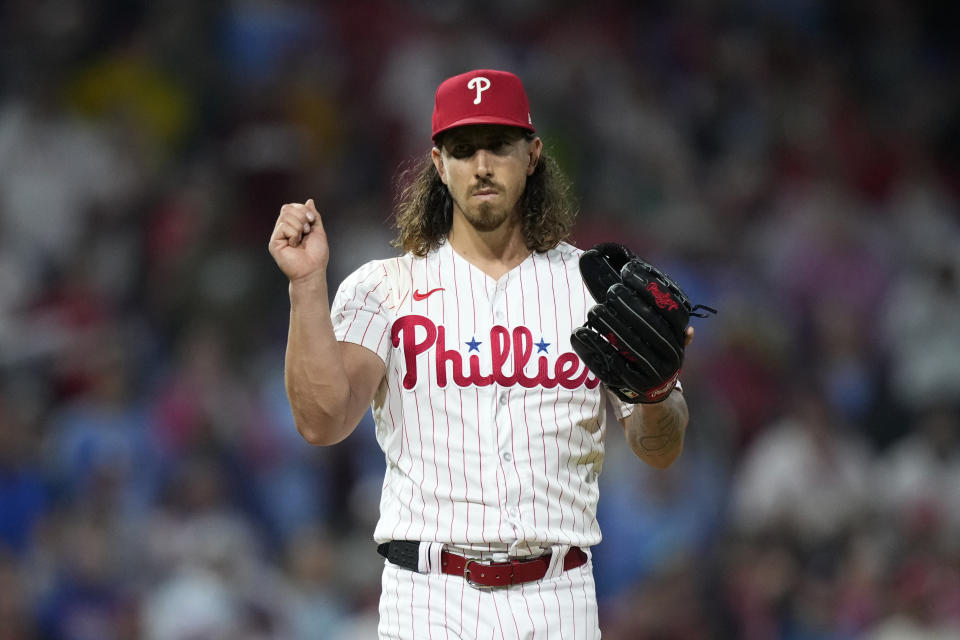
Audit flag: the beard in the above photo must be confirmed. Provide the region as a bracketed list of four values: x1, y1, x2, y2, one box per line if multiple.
[463, 201, 512, 232]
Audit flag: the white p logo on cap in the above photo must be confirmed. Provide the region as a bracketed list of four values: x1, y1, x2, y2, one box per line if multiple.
[467, 76, 491, 104]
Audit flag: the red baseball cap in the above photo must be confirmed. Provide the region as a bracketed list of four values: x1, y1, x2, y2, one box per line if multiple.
[431, 69, 535, 142]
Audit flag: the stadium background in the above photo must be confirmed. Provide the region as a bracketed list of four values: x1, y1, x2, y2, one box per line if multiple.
[1, 1, 958, 638]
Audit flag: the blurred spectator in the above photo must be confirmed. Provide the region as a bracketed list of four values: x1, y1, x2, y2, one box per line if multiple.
[0, 391, 48, 557]
[247, 367, 333, 544]
[728, 383, 873, 543]
[67, 38, 194, 171]
[594, 419, 728, 600]
[882, 232, 960, 414]
[0, 67, 139, 284]
[149, 322, 260, 461]
[719, 531, 803, 640]
[601, 558, 713, 640]
[41, 339, 158, 520]
[279, 526, 349, 640]
[34, 514, 138, 640]
[141, 455, 281, 639]
[142, 455, 261, 581]
[863, 549, 960, 640]
[810, 299, 880, 428]
[0, 548, 37, 640]
[142, 563, 245, 640]
[218, 0, 323, 89]
[751, 178, 892, 330]
[873, 408, 960, 549]
[700, 299, 791, 450]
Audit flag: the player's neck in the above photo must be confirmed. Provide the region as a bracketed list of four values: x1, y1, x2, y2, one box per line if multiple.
[448, 212, 530, 281]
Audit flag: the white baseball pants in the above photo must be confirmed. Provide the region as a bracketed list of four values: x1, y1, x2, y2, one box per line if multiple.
[377, 551, 601, 639]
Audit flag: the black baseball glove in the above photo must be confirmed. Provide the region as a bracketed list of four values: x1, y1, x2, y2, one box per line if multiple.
[571, 243, 716, 403]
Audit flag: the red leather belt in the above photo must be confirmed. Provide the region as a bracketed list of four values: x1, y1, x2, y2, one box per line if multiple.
[378, 541, 588, 589]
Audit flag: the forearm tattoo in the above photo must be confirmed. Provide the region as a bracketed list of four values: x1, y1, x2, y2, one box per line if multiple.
[636, 409, 682, 454]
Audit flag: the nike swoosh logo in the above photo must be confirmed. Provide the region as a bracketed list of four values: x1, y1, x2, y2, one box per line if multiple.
[413, 287, 444, 301]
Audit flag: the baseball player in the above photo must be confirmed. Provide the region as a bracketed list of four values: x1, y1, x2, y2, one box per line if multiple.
[269, 69, 703, 639]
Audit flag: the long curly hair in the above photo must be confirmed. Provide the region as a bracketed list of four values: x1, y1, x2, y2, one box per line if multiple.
[392, 142, 577, 257]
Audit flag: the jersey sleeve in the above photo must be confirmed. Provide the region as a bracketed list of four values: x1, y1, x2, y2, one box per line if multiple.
[331, 260, 395, 364]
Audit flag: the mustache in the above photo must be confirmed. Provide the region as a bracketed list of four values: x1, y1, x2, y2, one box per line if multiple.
[471, 179, 502, 194]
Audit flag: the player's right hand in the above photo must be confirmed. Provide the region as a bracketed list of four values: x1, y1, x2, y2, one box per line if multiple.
[268, 199, 329, 282]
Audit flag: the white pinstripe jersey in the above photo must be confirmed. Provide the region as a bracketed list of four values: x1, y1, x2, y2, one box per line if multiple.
[331, 240, 635, 558]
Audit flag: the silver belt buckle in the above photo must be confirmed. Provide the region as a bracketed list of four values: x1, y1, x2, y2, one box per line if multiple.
[463, 559, 507, 590]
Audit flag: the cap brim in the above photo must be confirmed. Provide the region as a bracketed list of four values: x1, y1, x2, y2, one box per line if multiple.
[432, 116, 535, 142]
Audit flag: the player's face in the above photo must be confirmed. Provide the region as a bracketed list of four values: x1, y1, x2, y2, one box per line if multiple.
[432, 125, 542, 233]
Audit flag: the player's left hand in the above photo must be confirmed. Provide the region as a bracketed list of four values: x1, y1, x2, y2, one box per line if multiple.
[570, 244, 714, 403]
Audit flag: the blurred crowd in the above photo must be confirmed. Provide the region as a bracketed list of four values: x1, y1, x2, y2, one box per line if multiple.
[1, 1, 958, 638]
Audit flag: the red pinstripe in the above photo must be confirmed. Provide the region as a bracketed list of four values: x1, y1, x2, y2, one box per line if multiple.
[564, 569, 579, 639]
[557, 251, 583, 530]
[435, 254, 456, 545]
[520, 590, 537, 640]
[545, 254, 570, 532]
[374, 320, 391, 356]
[490, 589, 506, 639]
[398, 372, 418, 543]
[577, 249, 596, 528]
[466, 263, 489, 542]
[344, 275, 383, 334]
[532, 257, 553, 532]
[550, 576, 565, 639]
[578, 386, 594, 527]
[335, 272, 366, 327]
[473, 579, 482, 639]
[504, 589, 523, 640]
[535, 580, 552, 639]
[489, 272, 509, 543]
[394, 565, 402, 639]
[441, 576, 449, 640]
[421, 256, 440, 542]
[459, 577, 466, 639]
[359, 293, 389, 344]
[410, 572, 418, 640]
[398, 253, 423, 545]
[412, 382, 429, 539]
[466, 253, 478, 335]
[355, 265, 391, 345]
[380, 384, 400, 640]
[515, 262, 538, 533]
[450, 249, 470, 543]
[501, 268, 526, 545]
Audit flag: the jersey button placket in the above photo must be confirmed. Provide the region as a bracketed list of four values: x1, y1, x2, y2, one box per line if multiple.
[494, 386, 520, 530]
[493, 282, 521, 534]
[492, 282, 506, 325]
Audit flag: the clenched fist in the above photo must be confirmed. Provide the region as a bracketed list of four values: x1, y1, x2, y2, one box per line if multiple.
[268, 199, 329, 283]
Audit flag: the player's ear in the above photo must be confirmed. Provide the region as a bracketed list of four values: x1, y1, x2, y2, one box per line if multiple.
[527, 137, 542, 176]
[431, 146, 448, 185]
